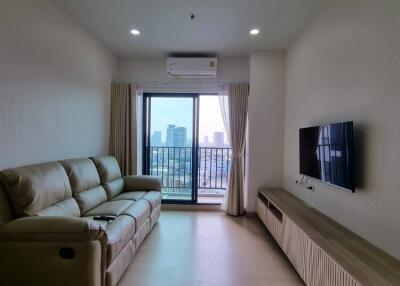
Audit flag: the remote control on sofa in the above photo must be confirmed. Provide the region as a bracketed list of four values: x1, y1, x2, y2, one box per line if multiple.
[93, 215, 117, 221]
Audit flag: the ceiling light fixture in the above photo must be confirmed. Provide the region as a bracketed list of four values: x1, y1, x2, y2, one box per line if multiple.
[130, 29, 140, 36]
[250, 29, 260, 35]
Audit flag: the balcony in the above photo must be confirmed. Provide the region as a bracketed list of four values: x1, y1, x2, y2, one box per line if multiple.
[148, 146, 231, 203]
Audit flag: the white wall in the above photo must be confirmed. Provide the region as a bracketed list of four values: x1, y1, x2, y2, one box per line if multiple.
[247, 51, 286, 211]
[283, 0, 400, 259]
[118, 57, 249, 84]
[118, 56, 251, 191]
[0, 0, 116, 169]
[119, 55, 288, 213]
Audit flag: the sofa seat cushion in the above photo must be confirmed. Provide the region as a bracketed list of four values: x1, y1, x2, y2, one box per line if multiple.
[142, 191, 162, 210]
[120, 200, 151, 232]
[84, 200, 134, 217]
[112, 191, 146, 202]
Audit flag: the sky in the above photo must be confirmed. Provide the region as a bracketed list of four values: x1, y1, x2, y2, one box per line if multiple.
[150, 95, 227, 144]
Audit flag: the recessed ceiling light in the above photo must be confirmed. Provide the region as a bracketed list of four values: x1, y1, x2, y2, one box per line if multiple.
[250, 29, 260, 35]
[130, 29, 140, 36]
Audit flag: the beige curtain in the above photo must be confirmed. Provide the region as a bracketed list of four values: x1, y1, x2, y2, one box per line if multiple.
[109, 83, 137, 176]
[219, 83, 249, 216]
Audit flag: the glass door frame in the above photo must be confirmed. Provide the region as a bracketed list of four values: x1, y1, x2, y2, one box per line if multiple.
[142, 93, 200, 204]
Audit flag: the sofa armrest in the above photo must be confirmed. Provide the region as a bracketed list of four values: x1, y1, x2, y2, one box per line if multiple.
[123, 175, 162, 192]
[0, 216, 105, 242]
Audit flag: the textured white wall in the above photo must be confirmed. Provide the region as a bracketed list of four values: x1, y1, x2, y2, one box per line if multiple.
[0, 0, 116, 169]
[283, 0, 400, 259]
[247, 51, 286, 211]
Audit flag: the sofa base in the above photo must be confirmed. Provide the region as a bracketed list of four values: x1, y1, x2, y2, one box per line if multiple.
[150, 205, 161, 228]
[105, 215, 159, 286]
[105, 240, 135, 286]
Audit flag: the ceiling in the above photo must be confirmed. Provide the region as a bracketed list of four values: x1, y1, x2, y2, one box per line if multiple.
[53, 0, 323, 58]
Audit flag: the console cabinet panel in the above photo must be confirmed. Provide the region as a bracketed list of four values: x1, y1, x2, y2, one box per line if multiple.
[265, 207, 282, 244]
[256, 196, 267, 225]
[281, 216, 309, 282]
[306, 238, 360, 286]
[256, 189, 399, 286]
[257, 195, 360, 286]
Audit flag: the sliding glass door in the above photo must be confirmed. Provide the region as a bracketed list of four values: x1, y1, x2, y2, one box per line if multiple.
[143, 94, 199, 203]
[143, 93, 231, 204]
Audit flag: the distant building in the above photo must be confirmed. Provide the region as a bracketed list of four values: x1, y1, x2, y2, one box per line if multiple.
[213, 131, 224, 147]
[174, 127, 187, 147]
[166, 124, 187, 147]
[204, 136, 209, 145]
[166, 125, 175, 146]
[151, 130, 162, 146]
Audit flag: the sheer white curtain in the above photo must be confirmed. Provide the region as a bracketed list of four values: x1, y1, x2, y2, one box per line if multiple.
[219, 83, 249, 216]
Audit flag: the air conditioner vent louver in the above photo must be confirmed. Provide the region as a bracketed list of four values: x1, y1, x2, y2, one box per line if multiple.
[167, 57, 217, 78]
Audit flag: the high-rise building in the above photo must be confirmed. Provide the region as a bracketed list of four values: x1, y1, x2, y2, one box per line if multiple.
[151, 130, 162, 146]
[204, 136, 209, 146]
[173, 127, 187, 147]
[213, 131, 224, 147]
[166, 125, 175, 146]
[166, 124, 187, 147]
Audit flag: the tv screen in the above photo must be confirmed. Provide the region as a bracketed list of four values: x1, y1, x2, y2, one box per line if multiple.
[299, 122, 355, 192]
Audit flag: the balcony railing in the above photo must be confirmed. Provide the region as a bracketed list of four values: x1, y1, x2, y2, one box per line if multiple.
[148, 147, 231, 195]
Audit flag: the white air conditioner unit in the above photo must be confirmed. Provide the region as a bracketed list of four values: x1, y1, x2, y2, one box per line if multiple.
[167, 57, 217, 78]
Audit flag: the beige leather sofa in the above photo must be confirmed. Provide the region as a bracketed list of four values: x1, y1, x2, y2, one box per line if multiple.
[0, 156, 161, 286]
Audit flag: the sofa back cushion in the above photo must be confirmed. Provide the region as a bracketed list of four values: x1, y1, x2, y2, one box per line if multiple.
[91, 156, 124, 200]
[60, 158, 107, 214]
[35, 197, 80, 217]
[0, 162, 76, 217]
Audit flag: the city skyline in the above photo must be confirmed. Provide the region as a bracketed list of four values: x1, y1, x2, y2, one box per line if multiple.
[151, 127, 229, 147]
[149, 96, 228, 146]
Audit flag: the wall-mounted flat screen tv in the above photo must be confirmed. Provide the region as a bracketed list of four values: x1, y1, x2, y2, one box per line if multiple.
[299, 121, 355, 192]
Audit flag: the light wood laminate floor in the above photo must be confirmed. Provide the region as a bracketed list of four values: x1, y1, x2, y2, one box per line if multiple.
[118, 211, 304, 286]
